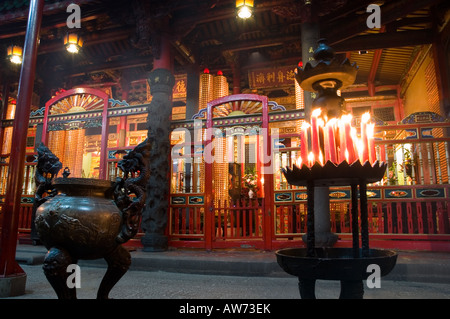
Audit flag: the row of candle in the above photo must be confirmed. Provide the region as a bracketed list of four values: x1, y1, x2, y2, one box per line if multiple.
[297, 108, 377, 167]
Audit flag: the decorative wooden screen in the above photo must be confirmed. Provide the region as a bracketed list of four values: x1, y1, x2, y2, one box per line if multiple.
[41, 88, 110, 179]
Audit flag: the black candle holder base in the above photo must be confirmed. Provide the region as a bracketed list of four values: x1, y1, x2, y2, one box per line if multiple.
[276, 248, 398, 299]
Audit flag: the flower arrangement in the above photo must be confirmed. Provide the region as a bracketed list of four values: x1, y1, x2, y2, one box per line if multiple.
[242, 168, 259, 199]
[243, 172, 258, 190]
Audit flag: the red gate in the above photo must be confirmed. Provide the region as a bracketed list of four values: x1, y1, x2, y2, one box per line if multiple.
[168, 94, 274, 250]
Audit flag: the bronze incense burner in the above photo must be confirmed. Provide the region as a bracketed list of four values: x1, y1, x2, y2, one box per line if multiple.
[33, 139, 150, 299]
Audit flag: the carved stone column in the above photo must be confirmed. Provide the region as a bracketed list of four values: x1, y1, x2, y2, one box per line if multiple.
[141, 68, 175, 252]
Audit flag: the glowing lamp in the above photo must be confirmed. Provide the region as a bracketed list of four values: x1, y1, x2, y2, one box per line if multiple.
[64, 33, 84, 53]
[7, 45, 23, 64]
[236, 0, 254, 19]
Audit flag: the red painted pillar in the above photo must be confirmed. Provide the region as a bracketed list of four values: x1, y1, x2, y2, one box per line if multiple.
[152, 29, 173, 71]
[231, 62, 240, 111]
[0, 0, 44, 278]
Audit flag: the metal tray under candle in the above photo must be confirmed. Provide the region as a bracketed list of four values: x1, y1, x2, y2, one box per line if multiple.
[282, 160, 387, 187]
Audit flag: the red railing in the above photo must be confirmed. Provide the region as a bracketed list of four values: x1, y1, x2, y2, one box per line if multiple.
[213, 199, 263, 240]
[273, 185, 450, 250]
[275, 187, 450, 235]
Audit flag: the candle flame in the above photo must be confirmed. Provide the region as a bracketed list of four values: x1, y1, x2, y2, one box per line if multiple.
[361, 112, 371, 123]
[311, 108, 322, 117]
[296, 156, 302, 167]
[307, 152, 314, 167]
[341, 114, 352, 123]
[301, 121, 311, 130]
[319, 151, 324, 166]
[345, 149, 349, 162]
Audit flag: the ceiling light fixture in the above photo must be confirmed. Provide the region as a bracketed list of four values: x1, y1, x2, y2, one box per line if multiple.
[7, 45, 23, 64]
[64, 32, 84, 53]
[236, 0, 254, 19]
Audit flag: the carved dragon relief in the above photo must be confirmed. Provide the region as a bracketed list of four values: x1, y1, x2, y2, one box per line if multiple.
[31, 143, 63, 243]
[114, 138, 151, 243]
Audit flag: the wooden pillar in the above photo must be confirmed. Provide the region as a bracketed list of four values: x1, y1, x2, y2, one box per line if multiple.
[0, 0, 44, 297]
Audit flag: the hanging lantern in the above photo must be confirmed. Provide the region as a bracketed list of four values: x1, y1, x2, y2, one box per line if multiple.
[63, 32, 84, 53]
[236, 0, 254, 19]
[6, 45, 23, 64]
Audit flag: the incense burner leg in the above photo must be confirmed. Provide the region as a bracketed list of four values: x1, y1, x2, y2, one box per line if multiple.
[306, 180, 315, 257]
[351, 183, 359, 257]
[97, 245, 131, 299]
[43, 247, 77, 299]
[359, 181, 369, 256]
[298, 278, 316, 299]
[339, 280, 364, 299]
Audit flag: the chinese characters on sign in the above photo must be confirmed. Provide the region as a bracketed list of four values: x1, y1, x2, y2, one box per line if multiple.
[248, 66, 296, 89]
[173, 74, 187, 101]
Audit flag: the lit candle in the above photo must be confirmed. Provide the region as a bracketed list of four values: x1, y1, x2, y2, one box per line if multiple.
[360, 112, 370, 163]
[324, 118, 337, 164]
[379, 143, 386, 163]
[356, 137, 364, 163]
[307, 152, 314, 167]
[311, 108, 322, 160]
[296, 155, 303, 168]
[338, 118, 346, 163]
[367, 123, 376, 164]
[300, 122, 310, 165]
[350, 127, 359, 163]
[342, 114, 356, 163]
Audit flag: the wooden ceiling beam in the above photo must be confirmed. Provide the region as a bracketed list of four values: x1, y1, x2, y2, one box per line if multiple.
[367, 27, 385, 96]
[324, 0, 444, 45]
[332, 29, 433, 53]
[54, 56, 151, 78]
[37, 27, 134, 55]
[318, 0, 376, 24]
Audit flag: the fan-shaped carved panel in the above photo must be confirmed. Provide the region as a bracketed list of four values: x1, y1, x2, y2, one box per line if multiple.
[49, 93, 105, 115]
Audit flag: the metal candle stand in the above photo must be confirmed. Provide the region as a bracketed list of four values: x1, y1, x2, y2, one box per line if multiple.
[276, 160, 398, 299]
